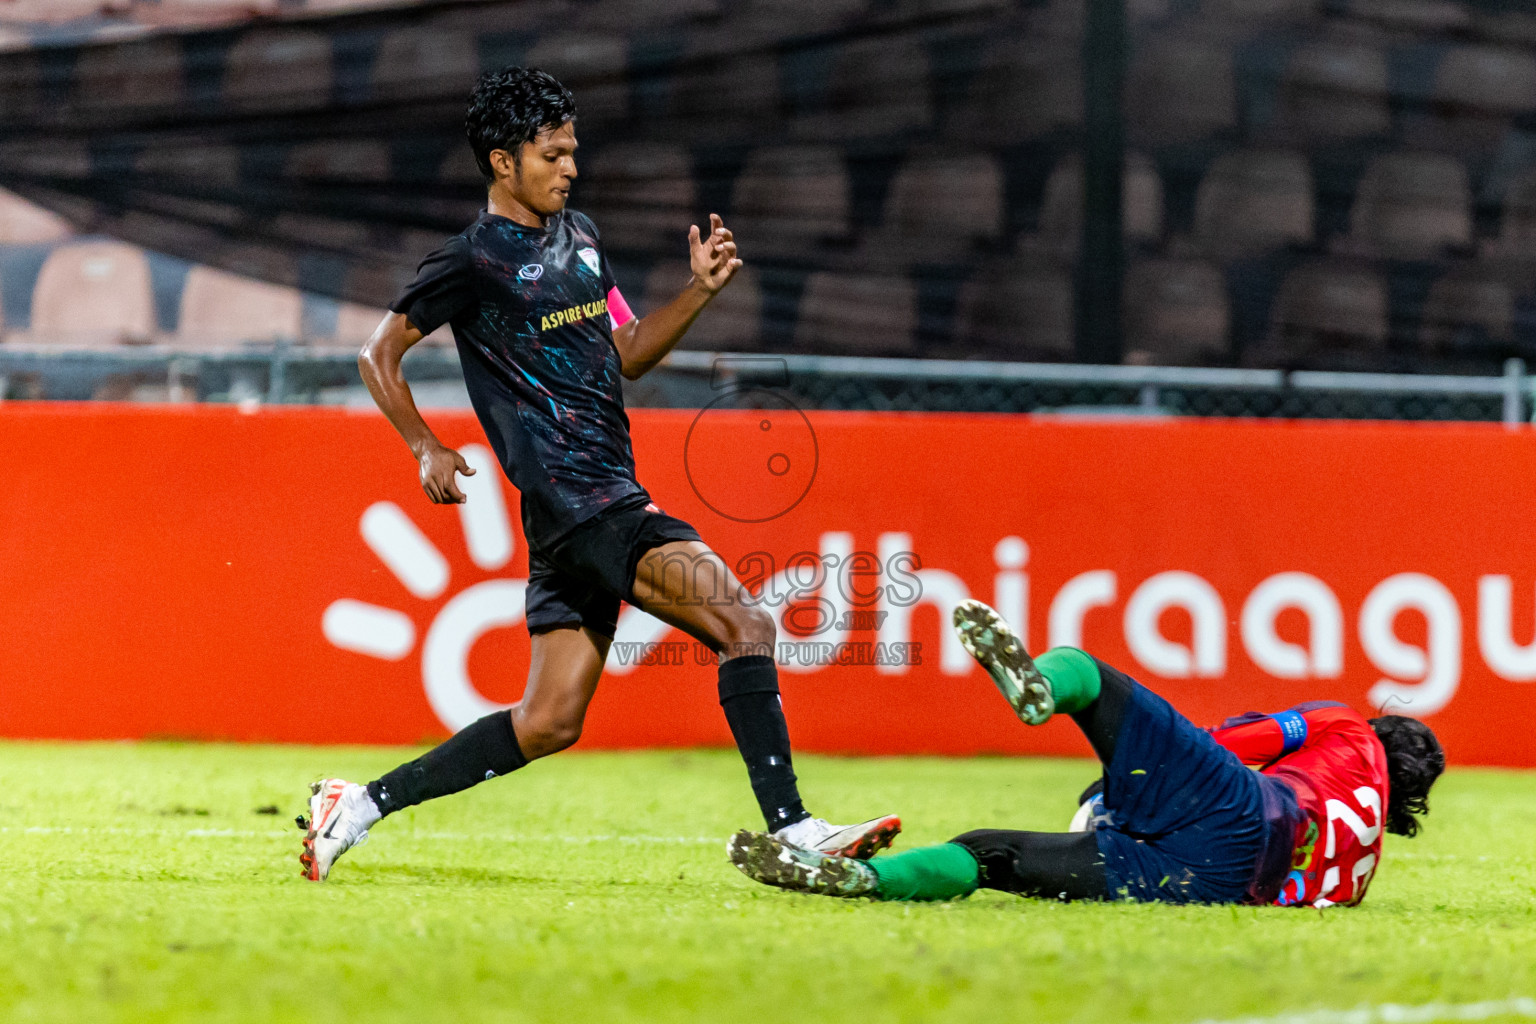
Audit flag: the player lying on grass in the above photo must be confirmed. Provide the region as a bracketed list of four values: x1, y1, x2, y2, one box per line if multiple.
[297, 66, 898, 880]
[731, 599, 1444, 907]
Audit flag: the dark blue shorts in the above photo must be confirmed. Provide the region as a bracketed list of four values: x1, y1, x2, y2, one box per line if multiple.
[1092, 662, 1299, 904]
[524, 495, 702, 638]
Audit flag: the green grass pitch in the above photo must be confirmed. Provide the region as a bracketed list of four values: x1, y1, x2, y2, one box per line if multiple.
[1, 742, 1533, 1024]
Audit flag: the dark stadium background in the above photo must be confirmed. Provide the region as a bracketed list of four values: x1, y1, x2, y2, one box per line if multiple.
[4, 0, 1536, 393]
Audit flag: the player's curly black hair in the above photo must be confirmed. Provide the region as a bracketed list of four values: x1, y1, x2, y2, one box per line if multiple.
[1368, 714, 1445, 838]
[465, 66, 577, 184]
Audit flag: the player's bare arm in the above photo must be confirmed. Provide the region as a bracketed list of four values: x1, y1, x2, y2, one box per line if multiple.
[612, 213, 742, 380]
[356, 312, 476, 505]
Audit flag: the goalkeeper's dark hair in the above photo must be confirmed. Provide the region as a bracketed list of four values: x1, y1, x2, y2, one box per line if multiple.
[1369, 715, 1444, 838]
[465, 66, 577, 184]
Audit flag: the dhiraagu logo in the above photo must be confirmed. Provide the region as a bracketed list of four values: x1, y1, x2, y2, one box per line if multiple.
[321, 444, 528, 732]
[322, 444, 683, 728]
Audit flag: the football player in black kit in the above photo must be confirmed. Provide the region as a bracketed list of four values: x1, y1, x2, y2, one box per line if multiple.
[298, 66, 900, 880]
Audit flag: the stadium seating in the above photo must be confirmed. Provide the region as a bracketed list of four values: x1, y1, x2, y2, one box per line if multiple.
[1194, 150, 1314, 257]
[893, 0, 1011, 14]
[1039, 152, 1164, 257]
[28, 241, 156, 346]
[665, 29, 781, 133]
[1124, 258, 1231, 365]
[0, 0, 113, 24]
[0, 140, 90, 180]
[437, 143, 485, 187]
[1496, 166, 1536, 256]
[177, 265, 303, 347]
[1200, 0, 1316, 23]
[370, 27, 479, 99]
[793, 35, 932, 141]
[222, 29, 334, 112]
[958, 36, 1082, 146]
[525, 34, 629, 127]
[729, 146, 851, 256]
[577, 0, 719, 31]
[300, 0, 406, 10]
[0, 188, 71, 243]
[1267, 259, 1389, 357]
[269, 212, 371, 253]
[133, 145, 242, 188]
[580, 144, 696, 252]
[1348, 151, 1472, 258]
[641, 261, 763, 351]
[218, 241, 304, 290]
[73, 37, 184, 110]
[794, 272, 918, 357]
[1343, 0, 1469, 33]
[1273, 33, 1392, 143]
[1413, 44, 1536, 156]
[0, 48, 42, 122]
[130, 0, 279, 27]
[1419, 267, 1516, 355]
[875, 150, 1005, 262]
[331, 302, 391, 347]
[4, 0, 1536, 373]
[1025, 0, 1086, 40]
[1126, 32, 1236, 147]
[285, 140, 392, 183]
[727, 0, 870, 35]
[952, 258, 1074, 360]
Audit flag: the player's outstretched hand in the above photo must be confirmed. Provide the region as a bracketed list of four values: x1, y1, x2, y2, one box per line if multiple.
[689, 213, 742, 295]
[418, 443, 475, 504]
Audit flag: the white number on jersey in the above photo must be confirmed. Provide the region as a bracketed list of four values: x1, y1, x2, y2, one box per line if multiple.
[1314, 786, 1383, 907]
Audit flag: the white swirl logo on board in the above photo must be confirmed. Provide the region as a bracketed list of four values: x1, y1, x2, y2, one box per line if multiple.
[320, 444, 527, 732]
[320, 444, 677, 731]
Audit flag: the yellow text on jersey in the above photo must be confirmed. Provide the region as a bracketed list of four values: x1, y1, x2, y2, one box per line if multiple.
[540, 298, 609, 332]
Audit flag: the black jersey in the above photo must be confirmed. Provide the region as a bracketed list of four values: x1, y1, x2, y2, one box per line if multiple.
[390, 209, 646, 550]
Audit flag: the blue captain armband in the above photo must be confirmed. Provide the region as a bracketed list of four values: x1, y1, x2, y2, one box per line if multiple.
[1268, 710, 1308, 756]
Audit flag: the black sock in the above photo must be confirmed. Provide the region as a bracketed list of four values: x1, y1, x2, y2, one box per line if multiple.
[718, 654, 809, 832]
[366, 710, 527, 818]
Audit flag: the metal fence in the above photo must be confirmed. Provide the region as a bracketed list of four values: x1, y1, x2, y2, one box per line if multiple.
[3, 346, 1536, 424]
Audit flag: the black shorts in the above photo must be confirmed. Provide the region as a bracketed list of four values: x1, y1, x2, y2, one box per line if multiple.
[524, 494, 703, 638]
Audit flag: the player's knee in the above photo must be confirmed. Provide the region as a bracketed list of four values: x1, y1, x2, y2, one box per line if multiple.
[720, 604, 775, 653]
[516, 713, 583, 758]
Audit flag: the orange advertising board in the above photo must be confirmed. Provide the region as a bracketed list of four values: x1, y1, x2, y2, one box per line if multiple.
[2, 403, 1534, 766]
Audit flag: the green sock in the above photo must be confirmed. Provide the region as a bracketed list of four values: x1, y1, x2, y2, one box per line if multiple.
[866, 843, 979, 901]
[1035, 647, 1101, 715]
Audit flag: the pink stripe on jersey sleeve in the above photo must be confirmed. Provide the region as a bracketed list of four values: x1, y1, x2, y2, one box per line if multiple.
[607, 286, 635, 328]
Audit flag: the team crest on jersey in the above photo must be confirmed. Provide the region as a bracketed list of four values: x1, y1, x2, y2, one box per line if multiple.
[577, 247, 601, 274]
[518, 264, 544, 281]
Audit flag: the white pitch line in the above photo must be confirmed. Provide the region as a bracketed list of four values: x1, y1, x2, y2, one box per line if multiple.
[0, 826, 718, 844]
[1192, 998, 1536, 1024]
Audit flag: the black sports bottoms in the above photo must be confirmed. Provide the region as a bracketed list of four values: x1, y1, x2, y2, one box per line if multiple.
[524, 493, 702, 638]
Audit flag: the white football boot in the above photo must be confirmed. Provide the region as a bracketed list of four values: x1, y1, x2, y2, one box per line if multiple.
[297, 779, 379, 881]
[773, 813, 902, 859]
